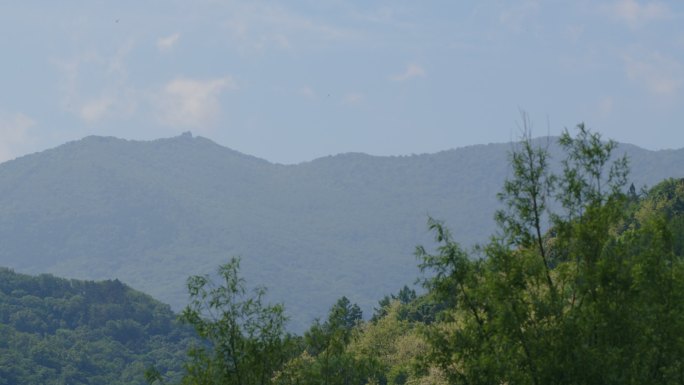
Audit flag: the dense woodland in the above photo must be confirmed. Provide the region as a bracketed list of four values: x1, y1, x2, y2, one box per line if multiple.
[0, 270, 194, 384]
[3, 125, 684, 384]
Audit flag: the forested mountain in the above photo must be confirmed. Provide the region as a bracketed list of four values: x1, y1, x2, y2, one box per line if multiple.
[148, 126, 684, 385]
[0, 132, 682, 330]
[0, 268, 193, 384]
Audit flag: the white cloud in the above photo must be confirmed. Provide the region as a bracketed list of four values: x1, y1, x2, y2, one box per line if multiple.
[157, 33, 181, 52]
[604, 0, 671, 27]
[156, 77, 237, 128]
[0, 112, 35, 162]
[624, 52, 684, 96]
[391, 64, 426, 82]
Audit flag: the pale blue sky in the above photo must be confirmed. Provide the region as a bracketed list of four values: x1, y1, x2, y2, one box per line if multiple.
[1, 1, 682, 163]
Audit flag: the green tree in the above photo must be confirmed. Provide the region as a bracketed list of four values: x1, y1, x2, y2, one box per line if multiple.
[418, 122, 684, 384]
[167, 257, 290, 385]
[275, 297, 371, 385]
[372, 286, 417, 322]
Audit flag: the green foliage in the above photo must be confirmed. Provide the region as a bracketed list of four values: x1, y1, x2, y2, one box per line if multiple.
[324, 296, 363, 341]
[162, 257, 294, 385]
[274, 296, 377, 385]
[273, 293, 448, 385]
[371, 285, 418, 322]
[348, 301, 446, 385]
[418, 124, 684, 384]
[0, 268, 193, 385]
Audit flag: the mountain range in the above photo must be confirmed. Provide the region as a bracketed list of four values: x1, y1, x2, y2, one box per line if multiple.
[1, 132, 682, 331]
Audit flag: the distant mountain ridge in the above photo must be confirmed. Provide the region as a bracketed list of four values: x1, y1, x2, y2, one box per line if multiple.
[1, 133, 682, 331]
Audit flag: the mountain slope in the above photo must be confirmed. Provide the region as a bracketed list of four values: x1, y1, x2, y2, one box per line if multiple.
[0, 133, 682, 331]
[0, 268, 193, 385]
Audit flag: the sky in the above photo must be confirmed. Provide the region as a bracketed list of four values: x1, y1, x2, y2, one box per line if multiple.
[0, 0, 682, 164]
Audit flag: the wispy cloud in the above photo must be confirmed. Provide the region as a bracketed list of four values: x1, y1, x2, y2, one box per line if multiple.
[624, 52, 684, 96]
[108, 40, 134, 76]
[603, 0, 671, 27]
[597, 96, 614, 117]
[390, 64, 426, 82]
[0, 112, 35, 162]
[564, 24, 585, 44]
[343, 92, 364, 105]
[54, 52, 100, 112]
[299, 86, 316, 99]
[498, 0, 540, 31]
[53, 41, 136, 124]
[349, 5, 415, 29]
[221, 3, 357, 53]
[157, 32, 181, 52]
[79, 97, 114, 123]
[156, 77, 237, 128]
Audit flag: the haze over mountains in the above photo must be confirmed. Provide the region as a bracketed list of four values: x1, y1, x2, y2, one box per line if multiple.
[1, 133, 682, 331]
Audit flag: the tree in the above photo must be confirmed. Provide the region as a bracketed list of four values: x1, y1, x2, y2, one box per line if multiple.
[158, 257, 290, 385]
[418, 122, 684, 384]
[275, 297, 370, 385]
[372, 286, 417, 322]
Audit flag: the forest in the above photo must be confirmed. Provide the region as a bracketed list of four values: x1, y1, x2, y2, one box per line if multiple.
[3, 125, 684, 384]
[0, 270, 195, 384]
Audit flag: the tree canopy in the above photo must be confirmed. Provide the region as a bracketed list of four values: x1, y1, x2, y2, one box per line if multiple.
[418, 123, 684, 384]
[0, 268, 194, 385]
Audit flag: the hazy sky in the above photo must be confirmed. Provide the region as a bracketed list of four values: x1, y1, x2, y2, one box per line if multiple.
[1, 1, 682, 164]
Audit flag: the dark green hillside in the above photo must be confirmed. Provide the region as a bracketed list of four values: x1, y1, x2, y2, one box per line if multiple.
[0, 268, 193, 385]
[0, 133, 682, 331]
